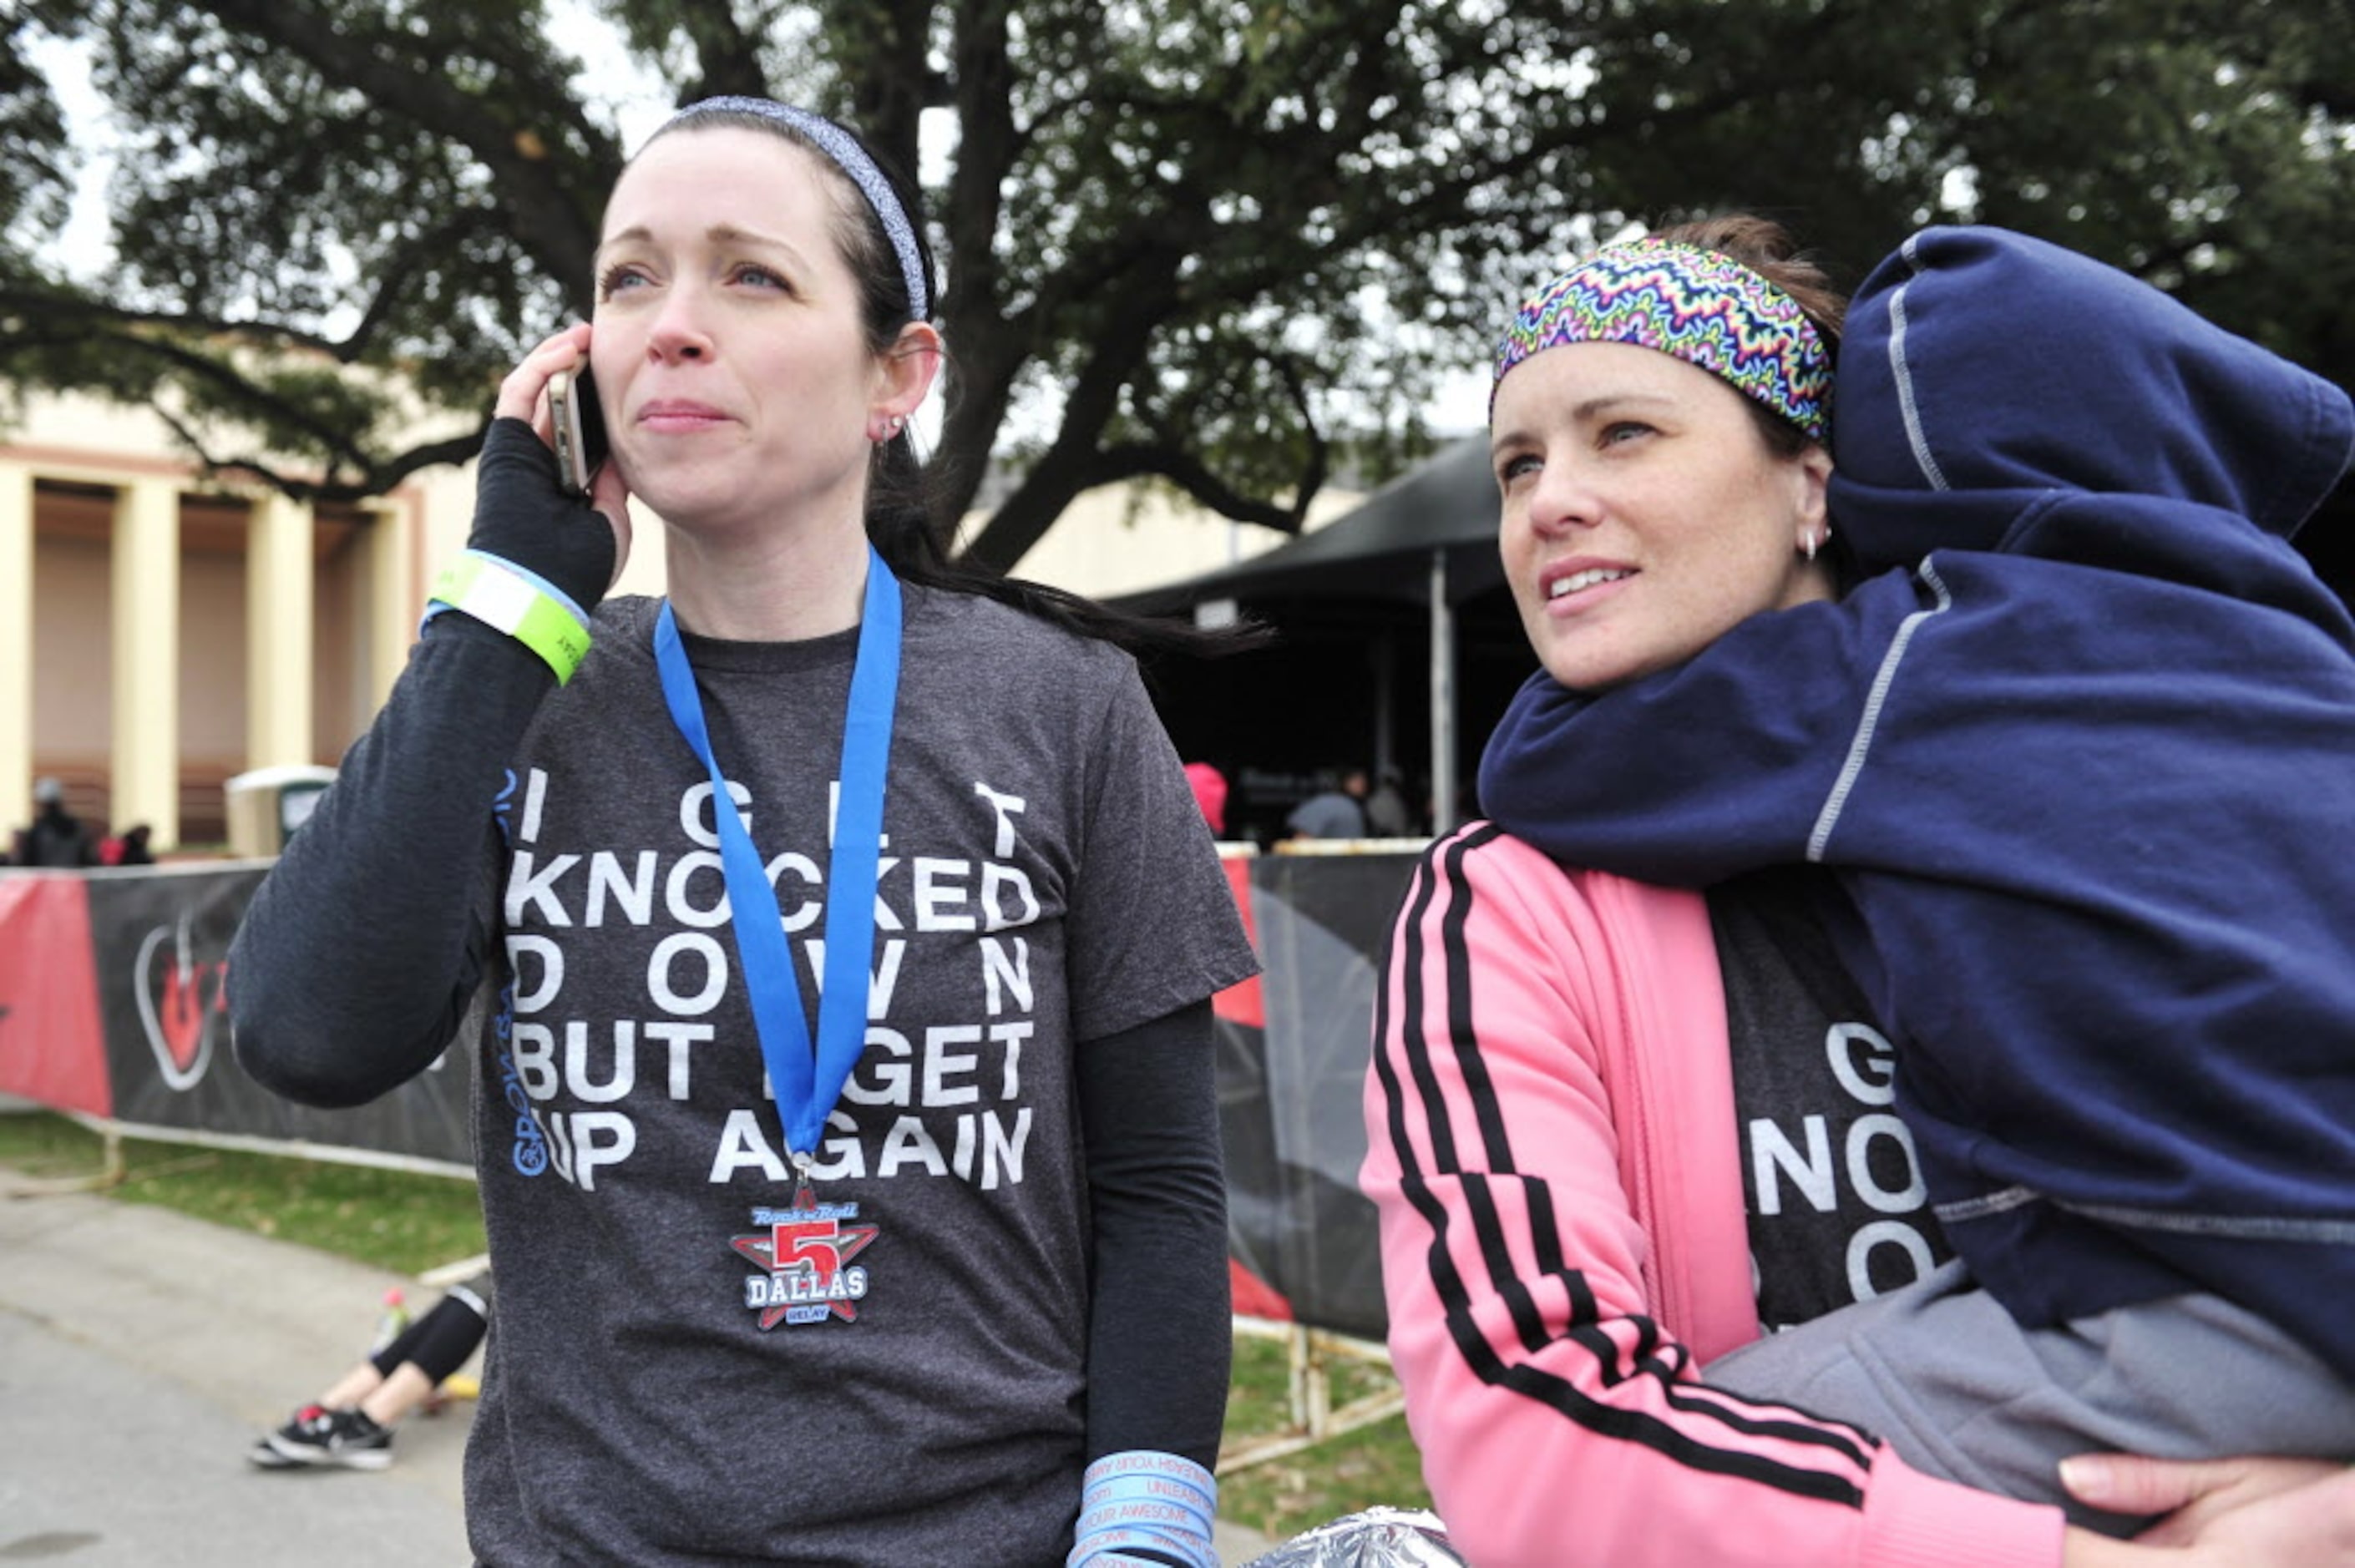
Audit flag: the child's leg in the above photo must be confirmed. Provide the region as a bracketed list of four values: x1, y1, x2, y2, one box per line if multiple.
[306, 1273, 487, 1416]
[357, 1363, 441, 1429]
[1706, 1259, 2352, 1533]
[314, 1361, 388, 1410]
[349, 1281, 490, 1428]
[398, 1282, 490, 1387]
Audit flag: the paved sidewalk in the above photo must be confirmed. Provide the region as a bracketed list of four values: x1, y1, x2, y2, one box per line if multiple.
[0, 1154, 1281, 1565]
[0, 1164, 477, 1565]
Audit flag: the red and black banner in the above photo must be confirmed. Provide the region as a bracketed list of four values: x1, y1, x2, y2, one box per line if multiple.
[1221, 850, 1420, 1342]
[6, 848, 1421, 1337]
[0, 874, 109, 1115]
[3, 865, 473, 1171]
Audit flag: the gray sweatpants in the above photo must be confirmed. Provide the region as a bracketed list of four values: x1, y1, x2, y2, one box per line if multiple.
[1707, 1260, 2355, 1534]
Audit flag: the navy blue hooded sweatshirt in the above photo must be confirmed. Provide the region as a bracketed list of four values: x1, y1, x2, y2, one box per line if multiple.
[1479, 225, 2355, 1378]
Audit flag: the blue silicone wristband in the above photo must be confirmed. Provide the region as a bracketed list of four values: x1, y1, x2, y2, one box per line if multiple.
[1069, 1452, 1218, 1568]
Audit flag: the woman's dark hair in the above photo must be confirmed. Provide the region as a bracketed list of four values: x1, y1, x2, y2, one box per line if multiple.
[1650, 214, 1846, 459]
[646, 105, 1262, 660]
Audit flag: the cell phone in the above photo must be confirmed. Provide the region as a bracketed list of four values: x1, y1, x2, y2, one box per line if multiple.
[547, 366, 609, 495]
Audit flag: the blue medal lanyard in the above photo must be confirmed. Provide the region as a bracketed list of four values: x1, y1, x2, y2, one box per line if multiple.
[651, 546, 901, 1188]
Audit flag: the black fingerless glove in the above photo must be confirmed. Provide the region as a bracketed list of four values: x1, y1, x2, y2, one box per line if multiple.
[466, 417, 618, 612]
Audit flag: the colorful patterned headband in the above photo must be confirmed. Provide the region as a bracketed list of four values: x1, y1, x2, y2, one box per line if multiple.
[1493, 237, 1831, 442]
[662, 97, 930, 323]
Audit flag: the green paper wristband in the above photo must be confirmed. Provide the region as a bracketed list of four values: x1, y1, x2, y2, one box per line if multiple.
[427, 551, 593, 684]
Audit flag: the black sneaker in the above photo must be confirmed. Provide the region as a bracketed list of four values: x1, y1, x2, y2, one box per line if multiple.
[261, 1404, 393, 1470]
[248, 1404, 326, 1469]
[246, 1431, 301, 1469]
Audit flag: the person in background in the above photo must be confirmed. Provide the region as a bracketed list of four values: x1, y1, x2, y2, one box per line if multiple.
[11, 777, 97, 868]
[249, 1272, 492, 1472]
[1362, 766, 1416, 838]
[1184, 761, 1230, 837]
[99, 823, 154, 867]
[1284, 766, 1369, 840]
[229, 95, 1254, 1567]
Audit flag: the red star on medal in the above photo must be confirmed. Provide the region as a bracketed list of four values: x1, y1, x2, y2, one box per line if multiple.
[732, 1212, 880, 1327]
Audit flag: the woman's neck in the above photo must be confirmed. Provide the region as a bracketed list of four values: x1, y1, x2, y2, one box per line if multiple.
[660, 512, 873, 642]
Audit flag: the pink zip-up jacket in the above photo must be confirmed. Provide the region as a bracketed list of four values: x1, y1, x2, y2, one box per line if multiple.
[1364, 823, 2064, 1567]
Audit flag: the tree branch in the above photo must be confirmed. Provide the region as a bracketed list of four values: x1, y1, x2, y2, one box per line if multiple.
[99, 334, 382, 476]
[145, 398, 489, 503]
[0, 284, 349, 362]
[956, 244, 1187, 570]
[1084, 441, 1304, 534]
[676, 0, 771, 104]
[328, 208, 494, 362]
[195, 0, 608, 301]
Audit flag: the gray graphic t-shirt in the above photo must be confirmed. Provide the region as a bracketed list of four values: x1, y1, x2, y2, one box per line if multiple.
[463, 587, 1257, 1566]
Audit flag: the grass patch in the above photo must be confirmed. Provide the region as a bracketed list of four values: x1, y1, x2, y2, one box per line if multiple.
[1218, 1332, 1431, 1540]
[0, 1110, 484, 1277]
[0, 1106, 1431, 1535]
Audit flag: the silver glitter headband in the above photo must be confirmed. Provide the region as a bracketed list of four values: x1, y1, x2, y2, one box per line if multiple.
[664, 97, 930, 323]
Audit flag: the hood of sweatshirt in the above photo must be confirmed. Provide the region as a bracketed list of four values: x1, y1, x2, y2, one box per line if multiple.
[1827, 225, 2355, 582]
[1482, 227, 2355, 1373]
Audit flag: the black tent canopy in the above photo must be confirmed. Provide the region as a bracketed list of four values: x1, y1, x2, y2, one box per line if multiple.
[1114, 437, 1533, 837]
[1117, 437, 1504, 614]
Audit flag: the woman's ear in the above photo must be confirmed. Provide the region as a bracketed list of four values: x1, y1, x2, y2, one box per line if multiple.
[872, 321, 944, 429]
[1793, 442, 1832, 534]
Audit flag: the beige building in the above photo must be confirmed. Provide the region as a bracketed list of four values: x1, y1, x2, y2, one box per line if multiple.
[8, 395, 423, 847]
[977, 476, 1357, 604]
[3, 392, 1342, 852]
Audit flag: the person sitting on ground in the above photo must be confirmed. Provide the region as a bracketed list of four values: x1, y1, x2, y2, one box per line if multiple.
[250, 1271, 492, 1472]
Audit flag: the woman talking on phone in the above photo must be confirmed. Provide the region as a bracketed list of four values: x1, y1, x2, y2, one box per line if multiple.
[230, 98, 1254, 1567]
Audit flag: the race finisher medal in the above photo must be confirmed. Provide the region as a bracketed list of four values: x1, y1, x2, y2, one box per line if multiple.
[652, 545, 899, 1328]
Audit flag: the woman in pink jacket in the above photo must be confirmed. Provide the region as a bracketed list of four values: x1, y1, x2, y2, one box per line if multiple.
[1362, 215, 2355, 1568]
